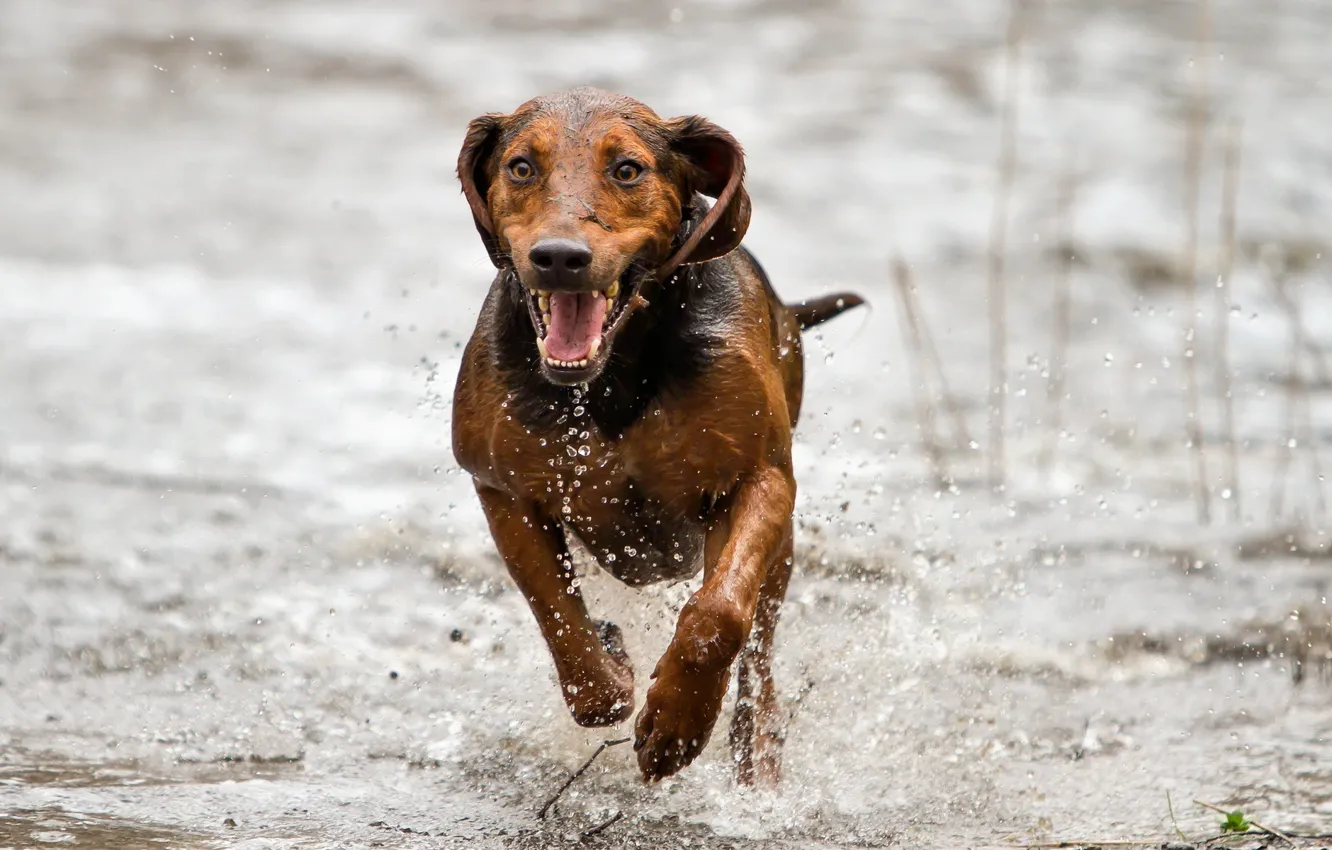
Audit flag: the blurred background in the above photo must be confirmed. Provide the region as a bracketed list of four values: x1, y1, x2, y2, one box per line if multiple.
[2, 1, 1331, 847]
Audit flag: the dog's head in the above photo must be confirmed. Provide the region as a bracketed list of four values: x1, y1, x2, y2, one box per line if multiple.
[457, 87, 750, 386]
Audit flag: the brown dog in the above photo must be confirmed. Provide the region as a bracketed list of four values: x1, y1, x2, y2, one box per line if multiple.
[451, 87, 863, 786]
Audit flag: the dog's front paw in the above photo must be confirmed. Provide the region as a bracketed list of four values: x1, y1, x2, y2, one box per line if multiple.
[564, 654, 635, 727]
[633, 655, 730, 782]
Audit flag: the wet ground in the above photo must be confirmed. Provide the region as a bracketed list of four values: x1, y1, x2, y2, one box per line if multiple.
[3, 0, 1332, 847]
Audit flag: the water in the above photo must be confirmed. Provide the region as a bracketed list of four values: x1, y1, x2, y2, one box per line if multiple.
[2, 0, 1331, 846]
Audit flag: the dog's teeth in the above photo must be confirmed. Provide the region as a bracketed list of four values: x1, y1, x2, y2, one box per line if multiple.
[539, 354, 593, 369]
[606, 280, 619, 300]
[538, 295, 549, 312]
[536, 337, 548, 358]
[542, 311, 552, 328]
[588, 337, 601, 359]
[604, 298, 614, 318]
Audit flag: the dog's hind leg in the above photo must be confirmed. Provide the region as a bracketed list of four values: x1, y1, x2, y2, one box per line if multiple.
[728, 524, 793, 787]
[595, 620, 629, 665]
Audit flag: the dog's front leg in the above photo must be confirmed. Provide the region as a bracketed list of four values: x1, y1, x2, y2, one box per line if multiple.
[633, 466, 795, 782]
[475, 484, 635, 726]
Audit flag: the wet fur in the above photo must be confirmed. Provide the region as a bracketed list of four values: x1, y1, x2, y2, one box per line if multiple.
[451, 87, 863, 784]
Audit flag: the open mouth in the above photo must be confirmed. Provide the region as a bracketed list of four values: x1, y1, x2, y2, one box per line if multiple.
[524, 276, 637, 376]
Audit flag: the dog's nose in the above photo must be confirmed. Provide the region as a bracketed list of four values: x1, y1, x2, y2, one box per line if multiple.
[528, 238, 593, 289]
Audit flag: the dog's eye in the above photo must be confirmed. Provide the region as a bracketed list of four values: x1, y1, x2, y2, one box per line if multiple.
[508, 158, 535, 181]
[612, 161, 643, 184]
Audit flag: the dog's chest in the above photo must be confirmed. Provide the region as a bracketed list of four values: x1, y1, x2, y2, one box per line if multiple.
[566, 491, 706, 586]
[494, 407, 732, 585]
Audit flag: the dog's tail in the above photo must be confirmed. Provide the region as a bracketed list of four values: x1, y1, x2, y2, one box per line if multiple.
[790, 292, 866, 330]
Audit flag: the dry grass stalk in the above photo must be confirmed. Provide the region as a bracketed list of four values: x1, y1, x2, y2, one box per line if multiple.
[896, 258, 973, 448]
[921, 313, 975, 450]
[1010, 842, 1159, 848]
[986, 0, 1024, 494]
[1288, 295, 1332, 387]
[1269, 273, 1299, 523]
[580, 811, 624, 838]
[1263, 253, 1332, 385]
[1302, 329, 1332, 386]
[893, 256, 950, 488]
[536, 737, 630, 820]
[1179, 0, 1214, 525]
[1268, 270, 1328, 522]
[1039, 159, 1078, 479]
[1214, 119, 1242, 522]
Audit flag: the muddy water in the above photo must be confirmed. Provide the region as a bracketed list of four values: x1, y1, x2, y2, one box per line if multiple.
[3, 0, 1332, 847]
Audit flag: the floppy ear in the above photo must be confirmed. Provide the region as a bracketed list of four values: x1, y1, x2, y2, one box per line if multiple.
[662, 115, 752, 272]
[456, 114, 507, 268]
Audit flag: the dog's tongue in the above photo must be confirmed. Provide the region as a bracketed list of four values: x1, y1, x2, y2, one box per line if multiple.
[544, 291, 607, 362]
